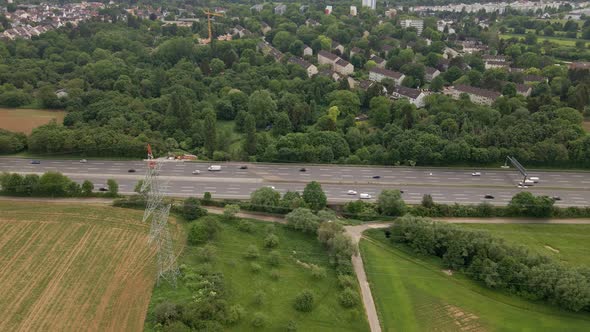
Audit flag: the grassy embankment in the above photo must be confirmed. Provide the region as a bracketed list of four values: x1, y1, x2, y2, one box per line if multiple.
[360, 224, 590, 331]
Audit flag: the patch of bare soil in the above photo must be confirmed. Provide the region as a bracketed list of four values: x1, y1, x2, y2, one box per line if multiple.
[545, 245, 560, 253]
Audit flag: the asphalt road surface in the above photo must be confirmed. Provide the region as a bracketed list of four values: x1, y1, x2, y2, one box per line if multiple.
[1, 158, 589, 207]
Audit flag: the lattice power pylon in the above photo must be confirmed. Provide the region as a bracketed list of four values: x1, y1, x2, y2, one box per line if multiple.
[142, 144, 179, 287]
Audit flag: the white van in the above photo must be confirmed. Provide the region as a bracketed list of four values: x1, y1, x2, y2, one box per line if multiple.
[360, 193, 372, 199]
[208, 165, 221, 171]
[520, 179, 534, 186]
[528, 177, 540, 183]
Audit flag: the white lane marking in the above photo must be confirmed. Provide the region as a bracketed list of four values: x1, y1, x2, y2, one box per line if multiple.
[181, 189, 193, 192]
[204, 187, 216, 190]
[181, 186, 193, 189]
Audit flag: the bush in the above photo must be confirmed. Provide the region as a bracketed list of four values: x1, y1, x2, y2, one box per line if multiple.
[286, 208, 320, 233]
[251, 262, 262, 273]
[153, 301, 182, 325]
[338, 275, 357, 289]
[223, 204, 240, 220]
[253, 290, 265, 305]
[293, 289, 315, 312]
[245, 245, 260, 259]
[183, 197, 207, 220]
[81, 180, 93, 196]
[377, 189, 406, 216]
[187, 217, 220, 244]
[270, 269, 280, 280]
[225, 304, 245, 325]
[268, 250, 281, 266]
[302, 181, 327, 211]
[238, 220, 255, 233]
[338, 288, 360, 308]
[197, 244, 216, 262]
[310, 264, 327, 279]
[286, 320, 298, 332]
[203, 191, 212, 202]
[163, 321, 190, 332]
[113, 195, 146, 209]
[106, 179, 118, 197]
[251, 312, 267, 327]
[250, 186, 281, 207]
[264, 233, 279, 248]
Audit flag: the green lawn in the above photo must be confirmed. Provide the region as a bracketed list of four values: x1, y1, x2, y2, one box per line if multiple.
[360, 228, 590, 332]
[500, 33, 587, 47]
[146, 216, 369, 331]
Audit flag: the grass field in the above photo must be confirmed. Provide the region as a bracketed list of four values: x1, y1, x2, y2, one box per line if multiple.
[500, 33, 587, 47]
[0, 108, 65, 134]
[146, 215, 369, 331]
[361, 228, 590, 332]
[0, 201, 164, 331]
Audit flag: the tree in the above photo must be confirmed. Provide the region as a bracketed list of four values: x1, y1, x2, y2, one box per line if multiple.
[187, 216, 220, 244]
[210, 58, 225, 75]
[286, 208, 320, 233]
[430, 76, 444, 92]
[264, 233, 279, 248]
[421, 194, 434, 208]
[293, 290, 315, 312]
[183, 197, 207, 220]
[302, 181, 327, 211]
[38, 172, 73, 197]
[248, 90, 277, 128]
[377, 189, 406, 216]
[81, 180, 94, 196]
[203, 110, 217, 158]
[223, 204, 240, 220]
[250, 187, 280, 207]
[107, 179, 118, 197]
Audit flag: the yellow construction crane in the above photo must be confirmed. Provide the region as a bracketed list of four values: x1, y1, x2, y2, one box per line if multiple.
[201, 9, 223, 44]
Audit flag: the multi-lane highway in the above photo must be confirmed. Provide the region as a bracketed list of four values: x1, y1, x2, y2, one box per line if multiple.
[0, 158, 589, 206]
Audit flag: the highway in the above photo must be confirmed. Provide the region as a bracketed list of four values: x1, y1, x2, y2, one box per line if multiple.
[0, 158, 589, 207]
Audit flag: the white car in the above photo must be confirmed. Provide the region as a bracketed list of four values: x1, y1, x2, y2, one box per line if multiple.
[529, 177, 540, 183]
[471, 172, 481, 176]
[79, 159, 87, 163]
[517, 184, 528, 189]
[192, 170, 200, 175]
[360, 193, 372, 199]
[347, 190, 358, 195]
[267, 186, 276, 190]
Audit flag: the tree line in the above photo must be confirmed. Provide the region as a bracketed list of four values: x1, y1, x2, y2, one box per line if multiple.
[0, 171, 119, 197]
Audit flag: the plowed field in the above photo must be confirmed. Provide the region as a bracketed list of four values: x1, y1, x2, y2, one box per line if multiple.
[0, 201, 163, 331]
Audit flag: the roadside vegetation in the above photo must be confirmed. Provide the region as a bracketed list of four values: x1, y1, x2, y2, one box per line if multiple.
[361, 226, 590, 331]
[0, 171, 119, 197]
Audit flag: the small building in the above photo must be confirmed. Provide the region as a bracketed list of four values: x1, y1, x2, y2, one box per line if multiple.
[391, 86, 427, 108]
[444, 85, 501, 106]
[443, 47, 460, 59]
[350, 47, 362, 57]
[318, 50, 339, 66]
[381, 44, 394, 57]
[55, 89, 68, 99]
[515, 83, 532, 97]
[261, 22, 271, 35]
[350, 6, 357, 16]
[250, 4, 264, 13]
[332, 41, 345, 55]
[274, 4, 286, 15]
[370, 54, 386, 69]
[319, 69, 341, 81]
[303, 44, 313, 57]
[335, 58, 354, 76]
[369, 67, 405, 86]
[257, 41, 283, 61]
[289, 57, 318, 78]
[424, 67, 440, 82]
[485, 60, 511, 70]
[482, 55, 507, 63]
[523, 74, 546, 85]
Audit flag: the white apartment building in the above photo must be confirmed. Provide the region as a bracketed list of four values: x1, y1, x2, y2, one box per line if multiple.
[400, 19, 424, 35]
[362, 0, 376, 10]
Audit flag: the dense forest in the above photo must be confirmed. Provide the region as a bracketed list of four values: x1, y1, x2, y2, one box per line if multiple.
[0, 5, 588, 167]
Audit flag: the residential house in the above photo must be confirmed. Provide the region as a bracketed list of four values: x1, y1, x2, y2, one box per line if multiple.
[515, 83, 532, 97]
[444, 84, 501, 106]
[232, 25, 250, 38]
[257, 41, 283, 61]
[289, 57, 318, 78]
[485, 60, 510, 70]
[358, 80, 375, 91]
[370, 54, 386, 69]
[361, 0, 376, 10]
[274, 4, 286, 15]
[570, 62, 590, 70]
[332, 41, 345, 55]
[55, 89, 69, 99]
[350, 6, 358, 16]
[425, 67, 440, 82]
[461, 40, 488, 54]
[443, 46, 460, 59]
[250, 4, 264, 13]
[261, 22, 271, 35]
[350, 47, 362, 57]
[369, 67, 405, 86]
[382, 44, 394, 56]
[319, 69, 341, 81]
[335, 58, 354, 76]
[303, 45, 313, 57]
[306, 19, 320, 27]
[391, 86, 427, 108]
[523, 74, 546, 85]
[482, 55, 507, 63]
[318, 50, 339, 66]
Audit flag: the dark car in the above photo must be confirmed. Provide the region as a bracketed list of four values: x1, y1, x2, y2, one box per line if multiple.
[299, 168, 306, 172]
[552, 196, 562, 201]
[128, 169, 136, 173]
[372, 175, 381, 179]
[99, 187, 108, 192]
[484, 194, 495, 199]
[240, 165, 248, 169]
[400, 190, 405, 194]
[30, 160, 41, 164]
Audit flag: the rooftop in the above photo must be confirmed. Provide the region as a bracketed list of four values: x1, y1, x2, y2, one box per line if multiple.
[370, 67, 404, 79]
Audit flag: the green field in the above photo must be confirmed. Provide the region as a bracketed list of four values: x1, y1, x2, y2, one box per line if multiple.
[360, 227, 590, 332]
[146, 215, 369, 331]
[500, 33, 588, 47]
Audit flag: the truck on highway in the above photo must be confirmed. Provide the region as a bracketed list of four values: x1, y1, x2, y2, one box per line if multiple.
[208, 165, 221, 171]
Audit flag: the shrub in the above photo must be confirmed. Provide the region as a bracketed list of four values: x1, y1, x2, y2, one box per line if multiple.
[251, 312, 267, 327]
[338, 275, 357, 289]
[183, 197, 207, 220]
[268, 250, 281, 266]
[377, 189, 406, 216]
[225, 304, 245, 325]
[286, 208, 320, 233]
[253, 290, 265, 305]
[251, 262, 262, 273]
[338, 288, 360, 308]
[197, 244, 216, 262]
[264, 233, 279, 248]
[293, 290, 315, 312]
[250, 187, 280, 207]
[153, 301, 182, 325]
[187, 217, 220, 244]
[238, 220, 254, 233]
[223, 204, 240, 220]
[421, 194, 434, 208]
[286, 320, 297, 331]
[270, 269, 280, 280]
[81, 180, 93, 196]
[106, 179, 118, 197]
[203, 191, 212, 202]
[302, 181, 327, 211]
[245, 245, 260, 259]
[310, 264, 327, 279]
[163, 321, 190, 332]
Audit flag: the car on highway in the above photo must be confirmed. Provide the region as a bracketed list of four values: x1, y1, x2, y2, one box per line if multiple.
[552, 196, 561, 201]
[529, 176, 540, 183]
[99, 187, 108, 192]
[192, 170, 200, 175]
[30, 160, 41, 164]
[517, 184, 528, 189]
[360, 193, 372, 199]
[347, 190, 357, 195]
[240, 165, 248, 169]
[471, 172, 481, 176]
[484, 194, 495, 199]
[519, 180, 534, 186]
[208, 165, 221, 171]
[128, 169, 136, 173]
[80, 159, 87, 163]
[299, 168, 306, 172]
[372, 175, 381, 179]
[267, 186, 276, 190]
